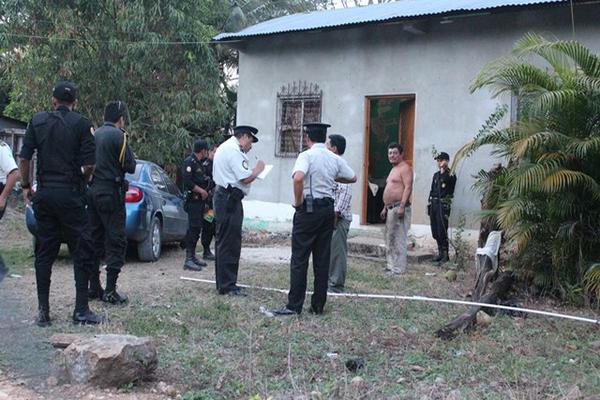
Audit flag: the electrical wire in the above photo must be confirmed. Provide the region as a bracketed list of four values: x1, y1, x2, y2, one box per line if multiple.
[0, 32, 212, 45]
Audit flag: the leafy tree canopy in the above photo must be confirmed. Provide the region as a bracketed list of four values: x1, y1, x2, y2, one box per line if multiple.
[0, 0, 333, 164]
[1, 0, 236, 164]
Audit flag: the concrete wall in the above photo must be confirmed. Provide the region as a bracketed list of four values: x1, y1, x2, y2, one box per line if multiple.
[233, 4, 600, 228]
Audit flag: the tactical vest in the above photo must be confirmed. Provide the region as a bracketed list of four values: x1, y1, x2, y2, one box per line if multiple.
[32, 111, 84, 187]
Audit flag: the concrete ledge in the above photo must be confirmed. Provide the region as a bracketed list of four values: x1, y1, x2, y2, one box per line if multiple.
[348, 236, 433, 263]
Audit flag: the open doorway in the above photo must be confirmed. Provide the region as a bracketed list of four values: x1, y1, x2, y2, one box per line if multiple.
[362, 95, 415, 224]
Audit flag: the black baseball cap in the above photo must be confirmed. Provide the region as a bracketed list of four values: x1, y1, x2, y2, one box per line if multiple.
[435, 152, 450, 161]
[233, 125, 259, 143]
[52, 81, 77, 102]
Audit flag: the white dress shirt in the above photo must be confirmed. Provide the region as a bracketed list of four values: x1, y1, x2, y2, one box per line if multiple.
[213, 136, 253, 195]
[292, 143, 355, 199]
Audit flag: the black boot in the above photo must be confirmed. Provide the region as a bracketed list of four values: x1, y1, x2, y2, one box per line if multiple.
[438, 247, 450, 265]
[184, 248, 204, 271]
[432, 245, 443, 262]
[102, 270, 128, 305]
[88, 273, 104, 300]
[73, 308, 106, 325]
[36, 306, 51, 327]
[203, 249, 215, 261]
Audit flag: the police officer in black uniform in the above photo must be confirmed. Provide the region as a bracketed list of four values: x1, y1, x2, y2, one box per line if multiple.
[428, 151, 457, 264]
[87, 100, 136, 304]
[199, 144, 217, 260]
[182, 139, 212, 271]
[19, 81, 104, 326]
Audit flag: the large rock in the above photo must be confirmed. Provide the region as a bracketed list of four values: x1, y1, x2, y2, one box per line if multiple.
[60, 334, 157, 387]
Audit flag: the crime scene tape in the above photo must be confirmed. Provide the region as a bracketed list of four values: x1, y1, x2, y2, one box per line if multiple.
[180, 276, 599, 325]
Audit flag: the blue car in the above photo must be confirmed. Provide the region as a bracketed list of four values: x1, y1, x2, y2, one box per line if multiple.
[26, 160, 188, 262]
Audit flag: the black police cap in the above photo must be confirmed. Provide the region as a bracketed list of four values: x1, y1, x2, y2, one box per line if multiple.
[193, 138, 209, 153]
[233, 125, 259, 143]
[303, 122, 331, 133]
[52, 81, 77, 102]
[435, 152, 450, 161]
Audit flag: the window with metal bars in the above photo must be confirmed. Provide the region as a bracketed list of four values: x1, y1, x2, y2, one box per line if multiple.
[275, 81, 322, 157]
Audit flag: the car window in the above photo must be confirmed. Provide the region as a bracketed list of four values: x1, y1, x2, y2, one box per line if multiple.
[150, 166, 167, 192]
[160, 169, 181, 196]
[125, 163, 142, 182]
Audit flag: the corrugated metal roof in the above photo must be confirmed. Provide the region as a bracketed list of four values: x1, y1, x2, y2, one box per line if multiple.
[213, 0, 567, 41]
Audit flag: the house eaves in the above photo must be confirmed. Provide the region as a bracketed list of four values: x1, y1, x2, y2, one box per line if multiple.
[213, 0, 572, 42]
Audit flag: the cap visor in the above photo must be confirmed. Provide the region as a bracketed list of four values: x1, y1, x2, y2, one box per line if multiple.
[251, 134, 259, 143]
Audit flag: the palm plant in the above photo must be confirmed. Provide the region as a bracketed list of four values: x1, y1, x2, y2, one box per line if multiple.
[453, 33, 600, 303]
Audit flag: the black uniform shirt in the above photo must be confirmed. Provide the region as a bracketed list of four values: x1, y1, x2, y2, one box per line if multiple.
[182, 154, 210, 193]
[92, 122, 136, 183]
[20, 105, 95, 185]
[429, 169, 457, 200]
[201, 158, 213, 180]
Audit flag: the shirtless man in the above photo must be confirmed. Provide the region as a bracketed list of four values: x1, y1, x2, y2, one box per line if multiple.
[380, 143, 413, 274]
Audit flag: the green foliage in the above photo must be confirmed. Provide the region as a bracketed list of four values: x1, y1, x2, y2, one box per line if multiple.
[456, 33, 600, 303]
[0, 0, 234, 165]
[448, 214, 470, 271]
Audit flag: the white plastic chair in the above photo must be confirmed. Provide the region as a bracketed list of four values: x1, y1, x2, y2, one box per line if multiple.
[476, 230, 502, 272]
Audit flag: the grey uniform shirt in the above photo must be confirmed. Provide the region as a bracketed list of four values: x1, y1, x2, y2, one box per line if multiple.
[292, 143, 355, 199]
[0, 141, 18, 185]
[213, 136, 253, 195]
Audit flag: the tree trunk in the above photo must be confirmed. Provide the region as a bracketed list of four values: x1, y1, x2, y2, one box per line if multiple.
[436, 250, 512, 340]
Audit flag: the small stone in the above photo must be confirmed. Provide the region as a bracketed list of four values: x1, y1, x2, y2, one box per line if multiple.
[46, 376, 58, 387]
[351, 376, 364, 386]
[446, 389, 462, 400]
[435, 376, 445, 384]
[591, 340, 600, 352]
[310, 390, 322, 400]
[564, 385, 582, 400]
[476, 311, 493, 327]
[345, 357, 365, 372]
[445, 271, 457, 281]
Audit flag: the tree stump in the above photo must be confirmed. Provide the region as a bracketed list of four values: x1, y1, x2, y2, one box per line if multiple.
[436, 238, 512, 340]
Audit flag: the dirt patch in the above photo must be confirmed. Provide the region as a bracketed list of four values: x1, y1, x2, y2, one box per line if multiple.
[241, 229, 290, 247]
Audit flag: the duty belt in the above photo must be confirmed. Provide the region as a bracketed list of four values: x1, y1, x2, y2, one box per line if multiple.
[301, 197, 333, 209]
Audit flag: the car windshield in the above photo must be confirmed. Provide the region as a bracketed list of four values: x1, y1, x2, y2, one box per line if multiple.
[126, 163, 143, 182]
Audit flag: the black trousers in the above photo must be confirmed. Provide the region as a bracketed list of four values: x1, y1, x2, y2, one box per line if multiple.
[430, 199, 450, 248]
[185, 200, 204, 251]
[201, 217, 215, 253]
[287, 202, 335, 313]
[213, 188, 243, 293]
[87, 185, 127, 278]
[32, 187, 91, 313]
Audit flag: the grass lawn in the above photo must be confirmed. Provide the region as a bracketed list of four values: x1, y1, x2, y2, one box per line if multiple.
[1, 235, 598, 399]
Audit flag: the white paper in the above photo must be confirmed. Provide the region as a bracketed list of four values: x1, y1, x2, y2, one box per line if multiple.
[257, 164, 273, 180]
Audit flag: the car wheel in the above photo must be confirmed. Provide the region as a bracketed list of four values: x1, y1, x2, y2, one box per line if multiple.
[137, 216, 162, 262]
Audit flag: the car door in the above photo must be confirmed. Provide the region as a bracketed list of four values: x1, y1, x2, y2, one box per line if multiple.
[158, 168, 189, 239]
[148, 165, 178, 240]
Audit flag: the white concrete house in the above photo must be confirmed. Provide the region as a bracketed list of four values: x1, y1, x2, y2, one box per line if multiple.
[213, 0, 600, 230]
